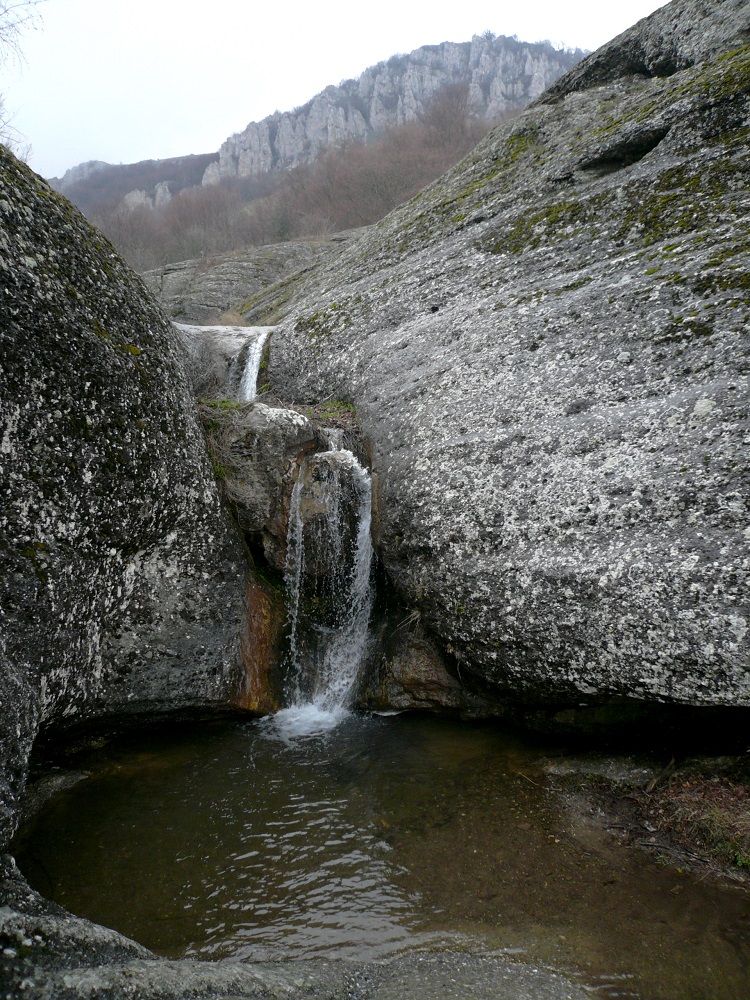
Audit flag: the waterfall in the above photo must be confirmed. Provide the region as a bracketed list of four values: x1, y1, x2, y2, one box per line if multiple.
[238, 330, 270, 401]
[172, 323, 273, 401]
[279, 446, 374, 731]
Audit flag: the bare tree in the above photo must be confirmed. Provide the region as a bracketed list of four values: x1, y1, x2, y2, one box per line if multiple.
[1, 1, 45, 153]
[0, 1, 44, 63]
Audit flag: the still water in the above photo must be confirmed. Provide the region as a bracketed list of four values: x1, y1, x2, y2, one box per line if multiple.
[13, 713, 750, 999]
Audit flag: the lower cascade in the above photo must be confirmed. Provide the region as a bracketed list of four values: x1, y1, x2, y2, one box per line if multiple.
[278, 444, 374, 731]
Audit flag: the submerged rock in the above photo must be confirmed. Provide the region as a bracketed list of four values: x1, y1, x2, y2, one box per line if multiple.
[268, 0, 750, 710]
[0, 149, 247, 848]
[0, 852, 589, 1000]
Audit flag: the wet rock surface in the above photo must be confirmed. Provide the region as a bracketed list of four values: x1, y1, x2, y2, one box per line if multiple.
[200, 401, 319, 571]
[0, 149, 247, 848]
[268, 0, 750, 710]
[0, 856, 589, 1000]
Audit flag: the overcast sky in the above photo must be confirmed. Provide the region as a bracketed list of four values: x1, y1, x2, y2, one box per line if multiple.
[0, 0, 670, 180]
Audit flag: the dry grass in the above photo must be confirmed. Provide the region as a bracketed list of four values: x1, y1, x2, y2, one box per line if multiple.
[640, 762, 750, 870]
[218, 310, 247, 326]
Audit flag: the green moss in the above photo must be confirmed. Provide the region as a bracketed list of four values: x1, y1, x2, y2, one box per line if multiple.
[297, 399, 358, 425]
[653, 315, 715, 345]
[318, 400, 355, 417]
[505, 126, 542, 163]
[679, 43, 750, 101]
[19, 541, 50, 584]
[197, 397, 243, 435]
[693, 266, 750, 296]
[239, 269, 310, 325]
[559, 275, 593, 292]
[199, 397, 242, 411]
[90, 319, 142, 358]
[484, 196, 595, 256]
[295, 300, 354, 342]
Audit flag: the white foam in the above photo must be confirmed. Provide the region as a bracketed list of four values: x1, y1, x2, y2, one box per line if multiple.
[263, 703, 350, 741]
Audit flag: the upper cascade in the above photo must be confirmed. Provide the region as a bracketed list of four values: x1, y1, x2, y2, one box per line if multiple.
[203, 34, 583, 184]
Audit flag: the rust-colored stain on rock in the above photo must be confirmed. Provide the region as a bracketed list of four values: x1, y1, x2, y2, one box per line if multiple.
[237, 575, 284, 713]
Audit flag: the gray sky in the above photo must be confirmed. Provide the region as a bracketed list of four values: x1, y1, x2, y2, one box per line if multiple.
[1, 0, 670, 179]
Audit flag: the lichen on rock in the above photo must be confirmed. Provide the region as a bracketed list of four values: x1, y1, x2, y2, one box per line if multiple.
[0, 149, 247, 849]
[267, 0, 750, 712]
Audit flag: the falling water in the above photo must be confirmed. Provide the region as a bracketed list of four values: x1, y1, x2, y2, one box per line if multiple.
[278, 447, 374, 733]
[237, 330, 270, 401]
[172, 323, 273, 402]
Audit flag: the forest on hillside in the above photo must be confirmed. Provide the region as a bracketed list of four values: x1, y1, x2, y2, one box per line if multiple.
[90, 85, 511, 272]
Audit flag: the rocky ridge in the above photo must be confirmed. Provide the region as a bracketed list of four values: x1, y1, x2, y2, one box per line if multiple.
[143, 230, 365, 324]
[267, 0, 750, 712]
[205, 34, 583, 184]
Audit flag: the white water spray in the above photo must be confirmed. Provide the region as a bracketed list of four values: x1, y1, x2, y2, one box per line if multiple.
[277, 446, 374, 734]
[238, 330, 270, 401]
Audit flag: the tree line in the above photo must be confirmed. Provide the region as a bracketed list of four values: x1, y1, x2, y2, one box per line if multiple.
[91, 85, 513, 272]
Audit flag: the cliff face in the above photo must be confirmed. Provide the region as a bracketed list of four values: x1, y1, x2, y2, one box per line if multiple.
[0, 149, 247, 849]
[267, 0, 750, 711]
[204, 35, 583, 184]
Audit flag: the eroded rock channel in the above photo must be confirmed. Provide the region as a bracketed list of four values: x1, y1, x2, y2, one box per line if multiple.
[2, 0, 750, 997]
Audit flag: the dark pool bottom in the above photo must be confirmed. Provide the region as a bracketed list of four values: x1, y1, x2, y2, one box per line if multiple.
[13, 712, 750, 1000]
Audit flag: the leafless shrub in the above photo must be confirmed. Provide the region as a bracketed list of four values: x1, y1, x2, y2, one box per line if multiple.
[92, 82, 497, 270]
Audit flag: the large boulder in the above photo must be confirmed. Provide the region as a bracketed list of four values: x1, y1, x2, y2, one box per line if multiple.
[268, 0, 750, 710]
[0, 149, 247, 847]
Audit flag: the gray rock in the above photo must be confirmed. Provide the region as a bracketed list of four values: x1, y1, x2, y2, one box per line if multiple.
[267, 0, 750, 710]
[0, 149, 247, 849]
[207, 36, 583, 183]
[143, 233, 363, 324]
[209, 402, 319, 570]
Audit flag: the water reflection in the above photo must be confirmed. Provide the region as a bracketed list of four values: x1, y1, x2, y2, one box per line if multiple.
[13, 715, 750, 998]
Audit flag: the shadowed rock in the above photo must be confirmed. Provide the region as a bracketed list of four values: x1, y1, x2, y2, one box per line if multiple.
[0, 149, 246, 848]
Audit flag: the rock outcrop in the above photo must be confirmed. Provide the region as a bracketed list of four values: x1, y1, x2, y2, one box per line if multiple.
[49, 153, 218, 217]
[143, 231, 363, 323]
[0, 148, 248, 848]
[267, 0, 750, 711]
[204, 35, 583, 184]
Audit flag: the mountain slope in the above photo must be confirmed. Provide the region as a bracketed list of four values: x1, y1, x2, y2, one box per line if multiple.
[207, 34, 583, 183]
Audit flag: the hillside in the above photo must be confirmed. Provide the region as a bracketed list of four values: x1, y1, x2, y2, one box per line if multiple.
[208, 34, 583, 183]
[49, 152, 218, 214]
[54, 34, 582, 220]
[265, 0, 750, 715]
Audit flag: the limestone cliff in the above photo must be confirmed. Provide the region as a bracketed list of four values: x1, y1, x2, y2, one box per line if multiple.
[0, 148, 247, 848]
[267, 0, 750, 711]
[204, 35, 583, 184]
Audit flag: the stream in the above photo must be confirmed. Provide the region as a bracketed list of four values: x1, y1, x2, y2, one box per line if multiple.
[12, 333, 749, 998]
[13, 712, 750, 1000]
